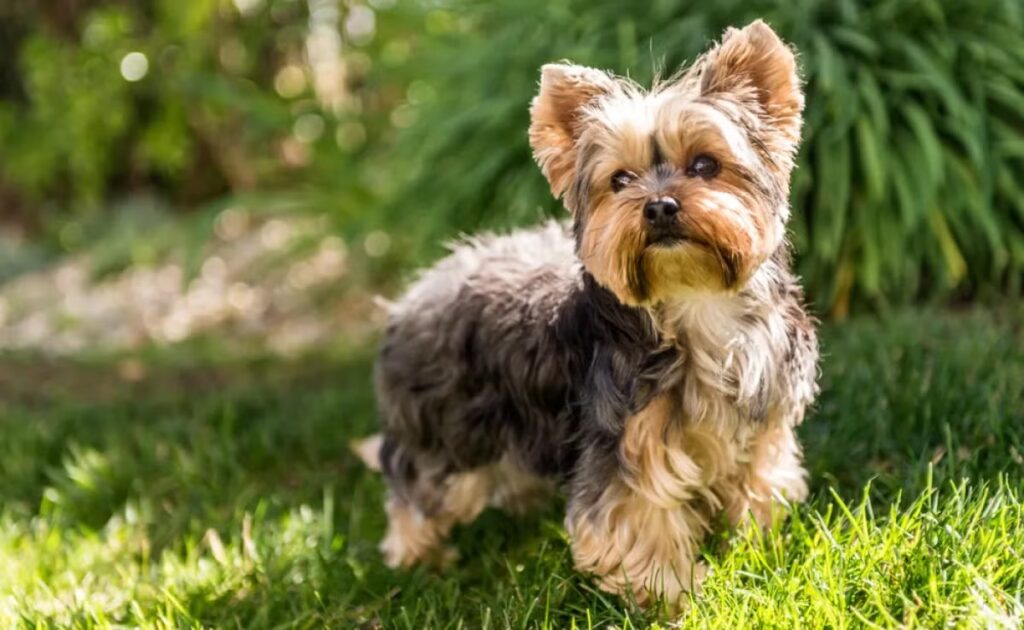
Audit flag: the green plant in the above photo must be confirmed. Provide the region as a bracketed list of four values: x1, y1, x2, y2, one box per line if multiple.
[0, 0, 412, 245]
[385, 0, 1024, 314]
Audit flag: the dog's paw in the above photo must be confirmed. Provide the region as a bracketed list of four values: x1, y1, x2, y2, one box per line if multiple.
[379, 534, 458, 570]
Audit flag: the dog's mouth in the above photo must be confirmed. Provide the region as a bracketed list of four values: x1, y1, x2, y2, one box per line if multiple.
[646, 224, 683, 247]
[645, 222, 703, 250]
[646, 231, 710, 251]
[647, 235, 688, 248]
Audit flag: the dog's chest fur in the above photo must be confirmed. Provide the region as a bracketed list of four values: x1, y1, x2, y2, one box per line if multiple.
[620, 272, 797, 510]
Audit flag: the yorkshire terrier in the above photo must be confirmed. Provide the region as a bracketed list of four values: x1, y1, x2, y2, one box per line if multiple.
[355, 20, 819, 609]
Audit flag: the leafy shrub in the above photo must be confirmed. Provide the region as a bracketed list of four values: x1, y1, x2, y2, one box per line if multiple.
[385, 0, 1024, 313]
[0, 0, 410, 246]
[3, 0, 1022, 312]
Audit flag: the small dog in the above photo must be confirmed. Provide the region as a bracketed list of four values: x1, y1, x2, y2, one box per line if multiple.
[356, 20, 819, 608]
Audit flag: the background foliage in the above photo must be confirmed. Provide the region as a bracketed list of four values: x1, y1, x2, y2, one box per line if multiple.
[2, 0, 1024, 313]
[0, 0, 415, 246]
[385, 0, 1024, 314]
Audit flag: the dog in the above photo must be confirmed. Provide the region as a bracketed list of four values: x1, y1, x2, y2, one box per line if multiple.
[354, 20, 819, 609]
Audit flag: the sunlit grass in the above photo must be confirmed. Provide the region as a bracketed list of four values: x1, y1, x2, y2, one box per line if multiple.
[1, 307, 1022, 627]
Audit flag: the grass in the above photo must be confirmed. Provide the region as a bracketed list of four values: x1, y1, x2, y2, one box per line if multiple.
[1, 307, 1023, 628]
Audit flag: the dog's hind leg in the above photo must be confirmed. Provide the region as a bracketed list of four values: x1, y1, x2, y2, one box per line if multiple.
[488, 456, 555, 515]
[377, 435, 494, 568]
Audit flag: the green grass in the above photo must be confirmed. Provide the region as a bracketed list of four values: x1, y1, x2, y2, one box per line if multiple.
[1, 308, 1023, 628]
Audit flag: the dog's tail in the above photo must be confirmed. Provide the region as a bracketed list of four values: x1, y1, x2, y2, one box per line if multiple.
[350, 433, 383, 472]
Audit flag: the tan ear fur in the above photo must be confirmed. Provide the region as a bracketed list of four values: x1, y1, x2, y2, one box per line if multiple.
[528, 63, 615, 199]
[700, 20, 803, 141]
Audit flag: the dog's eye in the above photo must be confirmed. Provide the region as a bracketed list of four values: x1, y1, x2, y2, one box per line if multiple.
[686, 154, 720, 179]
[610, 170, 636, 192]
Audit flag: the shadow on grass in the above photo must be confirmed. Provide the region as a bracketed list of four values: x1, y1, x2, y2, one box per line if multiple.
[0, 346, 379, 536]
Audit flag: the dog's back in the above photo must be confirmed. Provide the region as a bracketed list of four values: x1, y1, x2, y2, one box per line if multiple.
[366, 221, 609, 566]
[374, 222, 584, 503]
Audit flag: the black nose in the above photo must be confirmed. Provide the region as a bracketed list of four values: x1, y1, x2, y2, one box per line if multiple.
[643, 197, 679, 225]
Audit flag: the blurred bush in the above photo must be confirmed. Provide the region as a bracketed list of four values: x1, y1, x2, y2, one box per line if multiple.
[1, 0, 1023, 314]
[0, 0, 412, 248]
[385, 0, 1024, 314]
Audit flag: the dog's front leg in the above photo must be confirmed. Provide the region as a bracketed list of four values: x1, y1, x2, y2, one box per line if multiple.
[725, 421, 809, 530]
[565, 477, 707, 610]
[565, 395, 709, 610]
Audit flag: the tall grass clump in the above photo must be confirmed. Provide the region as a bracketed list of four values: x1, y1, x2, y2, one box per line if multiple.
[385, 0, 1024, 314]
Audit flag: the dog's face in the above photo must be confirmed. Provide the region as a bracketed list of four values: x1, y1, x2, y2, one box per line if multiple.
[529, 21, 803, 305]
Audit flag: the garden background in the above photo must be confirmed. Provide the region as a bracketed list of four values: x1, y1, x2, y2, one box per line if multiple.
[1, 1, 1022, 627]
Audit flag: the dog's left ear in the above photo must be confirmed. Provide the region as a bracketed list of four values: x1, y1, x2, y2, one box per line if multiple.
[699, 20, 803, 144]
[529, 63, 615, 200]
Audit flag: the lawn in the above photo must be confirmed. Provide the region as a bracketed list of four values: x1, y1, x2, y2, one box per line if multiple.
[1, 307, 1022, 628]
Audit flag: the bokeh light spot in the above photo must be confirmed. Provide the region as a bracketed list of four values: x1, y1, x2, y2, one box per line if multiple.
[120, 52, 149, 82]
[364, 231, 391, 257]
[294, 114, 325, 143]
[275, 65, 307, 98]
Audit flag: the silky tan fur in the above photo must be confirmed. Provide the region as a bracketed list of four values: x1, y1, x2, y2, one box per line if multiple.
[359, 20, 819, 611]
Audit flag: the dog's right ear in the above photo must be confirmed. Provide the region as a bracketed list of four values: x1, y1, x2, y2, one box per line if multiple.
[529, 63, 614, 200]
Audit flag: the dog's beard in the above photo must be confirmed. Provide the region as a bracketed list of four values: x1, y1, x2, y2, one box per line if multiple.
[642, 240, 737, 298]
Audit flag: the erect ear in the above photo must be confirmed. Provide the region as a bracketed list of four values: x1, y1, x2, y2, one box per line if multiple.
[529, 63, 615, 200]
[700, 20, 803, 143]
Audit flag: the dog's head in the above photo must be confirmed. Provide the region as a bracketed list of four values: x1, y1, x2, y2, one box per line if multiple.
[529, 20, 803, 306]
